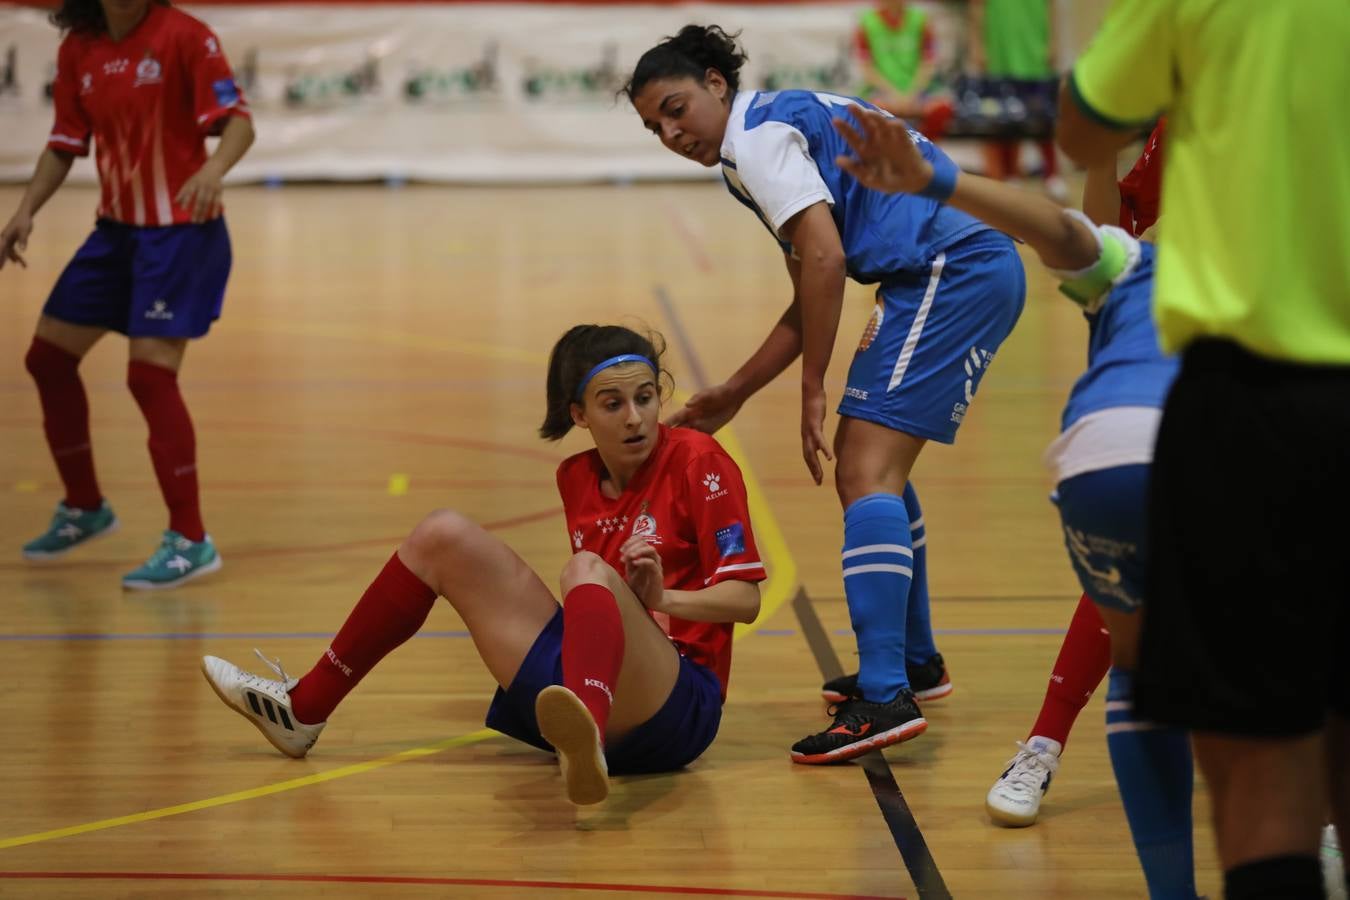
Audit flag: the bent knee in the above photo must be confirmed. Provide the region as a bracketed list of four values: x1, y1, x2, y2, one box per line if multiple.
[403, 509, 479, 562]
[559, 550, 618, 595]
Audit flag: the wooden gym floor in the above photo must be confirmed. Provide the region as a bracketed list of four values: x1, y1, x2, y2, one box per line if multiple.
[0, 182, 1218, 898]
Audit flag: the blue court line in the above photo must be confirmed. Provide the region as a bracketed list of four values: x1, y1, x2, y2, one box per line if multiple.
[0, 627, 1066, 643]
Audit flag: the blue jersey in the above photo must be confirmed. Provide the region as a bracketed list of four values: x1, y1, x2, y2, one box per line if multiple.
[1061, 243, 1178, 430]
[719, 90, 990, 282]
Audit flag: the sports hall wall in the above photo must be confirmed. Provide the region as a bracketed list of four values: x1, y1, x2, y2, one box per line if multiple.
[0, 0, 1111, 184]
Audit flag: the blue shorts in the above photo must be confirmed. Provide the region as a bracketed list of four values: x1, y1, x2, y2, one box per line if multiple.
[484, 608, 723, 775]
[43, 218, 231, 338]
[839, 230, 1025, 444]
[1053, 463, 1150, 613]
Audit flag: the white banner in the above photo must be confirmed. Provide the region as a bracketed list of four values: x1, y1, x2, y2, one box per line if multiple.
[0, 2, 971, 184]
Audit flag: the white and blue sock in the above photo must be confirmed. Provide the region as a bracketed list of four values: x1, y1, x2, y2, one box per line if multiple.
[1105, 667, 1197, 899]
[842, 493, 914, 702]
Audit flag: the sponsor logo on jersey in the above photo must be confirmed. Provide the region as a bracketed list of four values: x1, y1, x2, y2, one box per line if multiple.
[714, 522, 745, 559]
[858, 299, 884, 352]
[212, 78, 240, 107]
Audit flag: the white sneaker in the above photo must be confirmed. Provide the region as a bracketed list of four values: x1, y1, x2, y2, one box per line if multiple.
[1324, 825, 1347, 900]
[201, 650, 325, 759]
[986, 737, 1061, 827]
[535, 685, 609, 805]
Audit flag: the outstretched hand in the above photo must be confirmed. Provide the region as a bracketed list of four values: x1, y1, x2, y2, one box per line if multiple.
[664, 382, 743, 434]
[832, 105, 934, 195]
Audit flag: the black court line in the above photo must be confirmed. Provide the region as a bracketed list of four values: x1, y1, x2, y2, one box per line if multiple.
[654, 285, 950, 900]
[792, 590, 951, 900]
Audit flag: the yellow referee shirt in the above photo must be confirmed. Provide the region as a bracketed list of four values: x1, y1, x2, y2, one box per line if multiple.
[1071, 0, 1350, 364]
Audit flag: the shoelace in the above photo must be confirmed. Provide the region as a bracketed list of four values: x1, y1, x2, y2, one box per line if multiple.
[1000, 741, 1058, 795]
[253, 648, 293, 685]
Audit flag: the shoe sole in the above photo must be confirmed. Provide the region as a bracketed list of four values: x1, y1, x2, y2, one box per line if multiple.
[985, 796, 1040, 828]
[123, 552, 223, 591]
[822, 681, 953, 705]
[199, 657, 308, 760]
[790, 716, 929, 765]
[535, 685, 608, 805]
[22, 517, 121, 561]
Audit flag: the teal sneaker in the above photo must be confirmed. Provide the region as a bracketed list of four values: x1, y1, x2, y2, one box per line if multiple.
[122, 530, 222, 591]
[22, 501, 119, 561]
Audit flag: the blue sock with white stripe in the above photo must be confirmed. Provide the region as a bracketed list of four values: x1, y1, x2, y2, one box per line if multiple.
[1105, 667, 1197, 900]
[842, 493, 913, 702]
[901, 483, 939, 667]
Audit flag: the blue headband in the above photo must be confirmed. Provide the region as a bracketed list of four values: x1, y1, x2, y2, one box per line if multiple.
[573, 354, 657, 402]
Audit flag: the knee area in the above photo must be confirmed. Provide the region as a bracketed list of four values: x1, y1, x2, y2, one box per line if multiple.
[25, 338, 79, 382]
[126, 359, 176, 399]
[403, 509, 476, 563]
[559, 551, 614, 595]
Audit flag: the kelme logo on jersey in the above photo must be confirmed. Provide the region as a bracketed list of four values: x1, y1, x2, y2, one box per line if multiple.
[404, 44, 500, 104]
[702, 473, 729, 502]
[714, 523, 745, 559]
[571, 528, 583, 549]
[521, 43, 621, 104]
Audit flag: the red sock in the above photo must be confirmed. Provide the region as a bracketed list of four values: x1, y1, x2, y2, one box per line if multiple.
[561, 583, 625, 744]
[127, 360, 204, 541]
[25, 337, 102, 510]
[288, 552, 437, 725]
[1029, 593, 1112, 750]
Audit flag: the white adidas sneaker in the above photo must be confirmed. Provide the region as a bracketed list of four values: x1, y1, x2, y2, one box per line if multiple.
[535, 685, 609, 805]
[201, 650, 325, 759]
[986, 737, 1062, 827]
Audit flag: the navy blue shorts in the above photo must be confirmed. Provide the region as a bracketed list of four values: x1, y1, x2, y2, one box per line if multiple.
[43, 218, 231, 338]
[485, 609, 723, 775]
[1052, 463, 1150, 613]
[838, 230, 1025, 444]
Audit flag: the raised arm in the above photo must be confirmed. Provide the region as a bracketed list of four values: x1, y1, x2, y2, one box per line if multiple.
[833, 106, 1099, 270]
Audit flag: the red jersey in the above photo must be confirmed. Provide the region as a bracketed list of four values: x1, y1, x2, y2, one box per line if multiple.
[48, 5, 250, 227]
[1118, 119, 1166, 237]
[555, 426, 766, 701]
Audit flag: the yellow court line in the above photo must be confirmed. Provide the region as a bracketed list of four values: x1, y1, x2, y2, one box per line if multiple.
[0, 730, 494, 852]
[0, 426, 796, 853]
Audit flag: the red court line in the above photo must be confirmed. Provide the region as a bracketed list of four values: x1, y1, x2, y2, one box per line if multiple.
[0, 507, 561, 573]
[0, 872, 900, 899]
[0, 417, 562, 465]
[663, 201, 715, 273]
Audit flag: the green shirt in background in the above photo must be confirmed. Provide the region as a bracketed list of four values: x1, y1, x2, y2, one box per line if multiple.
[860, 6, 927, 94]
[1072, 0, 1350, 364]
[983, 0, 1051, 79]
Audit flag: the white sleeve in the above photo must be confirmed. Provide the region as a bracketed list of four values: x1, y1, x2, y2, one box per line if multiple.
[732, 122, 834, 236]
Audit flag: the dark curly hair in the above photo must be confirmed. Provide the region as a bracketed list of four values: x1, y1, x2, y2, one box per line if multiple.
[51, 0, 170, 36]
[623, 24, 748, 103]
[540, 324, 672, 441]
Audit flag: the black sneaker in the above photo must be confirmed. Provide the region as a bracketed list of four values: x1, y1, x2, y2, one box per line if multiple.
[820, 654, 953, 704]
[790, 690, 927, 765]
